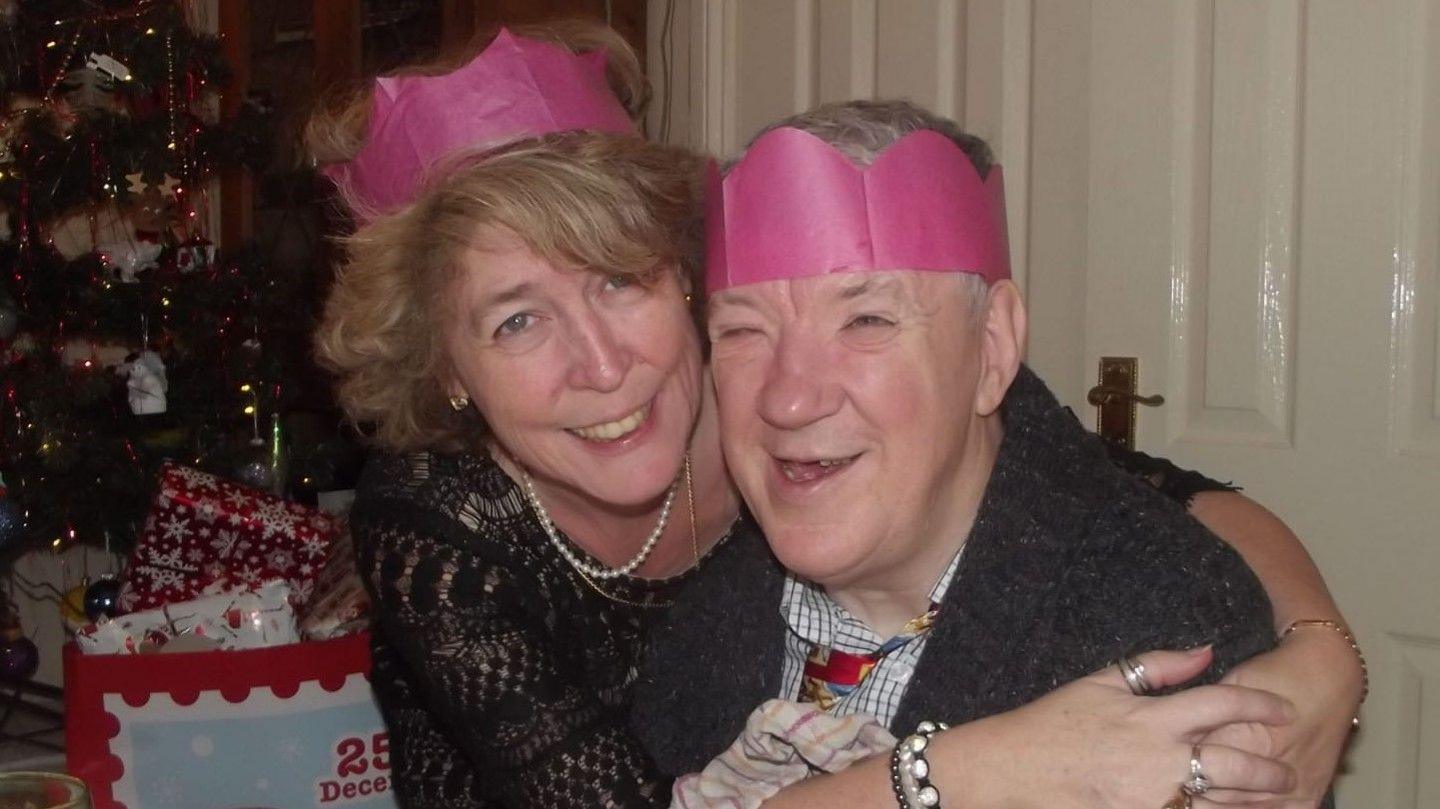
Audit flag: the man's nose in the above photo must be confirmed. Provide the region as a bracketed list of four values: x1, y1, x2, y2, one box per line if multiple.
[757, 330, 841, 429]
[565, 312, 630, 392]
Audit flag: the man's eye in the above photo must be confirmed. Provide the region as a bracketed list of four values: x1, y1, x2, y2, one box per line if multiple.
[495, 313, 532, 337]
[713, 325, 760, 341]
[845, 315, 895, 329]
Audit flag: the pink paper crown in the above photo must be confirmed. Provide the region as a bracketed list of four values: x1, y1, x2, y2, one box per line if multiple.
[706, 127, 1010, 293]
[323, 28, 638, 221]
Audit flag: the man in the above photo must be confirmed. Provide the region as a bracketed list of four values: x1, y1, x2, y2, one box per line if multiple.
[634, 101, 1280, 800]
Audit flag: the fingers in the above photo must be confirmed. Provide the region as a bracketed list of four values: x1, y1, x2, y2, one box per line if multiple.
[1191, 743, 1297, 794]
[1192, 788, 1296, 800]
[1133, 646, 1216, 690]
[1091, 647, 1214, 691]
[1154, 683, 1297, 733]
[1196, 788, 1280, 805]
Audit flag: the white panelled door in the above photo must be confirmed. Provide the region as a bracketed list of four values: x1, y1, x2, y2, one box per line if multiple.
[1037, 2, 1440, 805]
[655, 0, 1440, 803]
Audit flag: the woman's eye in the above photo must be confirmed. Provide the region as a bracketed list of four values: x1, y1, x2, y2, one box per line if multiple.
[494, 313, 532, 337]
[603, 275, 634, 291]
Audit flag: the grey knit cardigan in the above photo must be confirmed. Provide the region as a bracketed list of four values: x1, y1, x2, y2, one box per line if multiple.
[633, 366, 1276, 775]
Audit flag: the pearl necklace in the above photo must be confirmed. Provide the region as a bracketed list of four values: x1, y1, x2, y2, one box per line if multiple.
[521, 455, 687, 580]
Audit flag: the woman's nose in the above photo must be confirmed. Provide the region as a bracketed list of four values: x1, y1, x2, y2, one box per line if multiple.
[566, 314, 631, 392]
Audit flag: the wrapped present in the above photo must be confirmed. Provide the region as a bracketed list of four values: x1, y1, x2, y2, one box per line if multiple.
[119, 462, 340, 612]
[66, 631, 399, 809]
[77, 581, 300, 655]
[301, 528, 371, 641]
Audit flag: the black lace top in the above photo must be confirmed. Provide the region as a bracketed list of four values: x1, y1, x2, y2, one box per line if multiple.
[351, 444, 1230, 808]
[351, 451, 722, 808]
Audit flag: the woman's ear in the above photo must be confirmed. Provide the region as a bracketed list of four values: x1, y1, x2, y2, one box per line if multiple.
[441, 359, 468, 402]
[974, 279, 1027, 417]
[675, 263, 695, 299]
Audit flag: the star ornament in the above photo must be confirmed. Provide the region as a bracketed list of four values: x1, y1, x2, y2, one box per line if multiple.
[124, 173, 183, 198]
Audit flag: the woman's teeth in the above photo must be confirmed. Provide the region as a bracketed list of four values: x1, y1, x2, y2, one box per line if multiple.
[569, 404, 650, 441]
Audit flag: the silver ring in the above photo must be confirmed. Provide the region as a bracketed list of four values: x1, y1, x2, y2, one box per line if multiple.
[1181, 743, 1212, 796]
[1117, 655, 1154, 696]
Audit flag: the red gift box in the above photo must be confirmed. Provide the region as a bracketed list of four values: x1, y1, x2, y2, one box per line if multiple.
[119, 462, 340, 612]
[66, 632, 398, 809]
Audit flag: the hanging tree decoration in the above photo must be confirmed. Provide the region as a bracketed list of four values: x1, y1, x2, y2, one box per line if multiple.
[0, 0, 321, 563]
[0, 623, 39, 680]
[82, 575, 120, 621]
[119, 349, 166, 415]
[58, 53, 131, 116]
[0, 472, 22, 550]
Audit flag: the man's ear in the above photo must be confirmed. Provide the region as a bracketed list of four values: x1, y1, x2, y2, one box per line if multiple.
[974, 279, 1027, 417]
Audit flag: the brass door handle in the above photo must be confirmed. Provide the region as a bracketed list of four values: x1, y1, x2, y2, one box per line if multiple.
[1091, 357, 1163, 450]
[1086, 386, 1165, 408]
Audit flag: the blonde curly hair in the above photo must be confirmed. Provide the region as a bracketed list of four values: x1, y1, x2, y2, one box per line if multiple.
[314, 132, 706, 453]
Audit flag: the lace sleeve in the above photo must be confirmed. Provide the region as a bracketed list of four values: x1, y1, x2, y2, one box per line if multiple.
[355, 513, 672, 807]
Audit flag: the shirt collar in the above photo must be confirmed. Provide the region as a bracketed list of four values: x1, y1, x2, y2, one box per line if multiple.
[779, 546, 966, 648]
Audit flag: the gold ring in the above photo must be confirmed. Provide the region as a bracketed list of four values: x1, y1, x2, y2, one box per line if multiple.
[1161, 791, 1193, 809]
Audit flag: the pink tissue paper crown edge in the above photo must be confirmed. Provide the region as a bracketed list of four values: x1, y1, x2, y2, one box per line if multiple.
[706, 127, 1010, 293]
[322, 27, 637, 221]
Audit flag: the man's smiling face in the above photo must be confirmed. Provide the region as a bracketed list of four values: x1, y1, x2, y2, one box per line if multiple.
[707, 270, 1002, 591]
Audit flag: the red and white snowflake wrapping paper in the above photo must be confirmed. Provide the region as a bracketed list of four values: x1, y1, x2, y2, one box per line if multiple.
[77, 581, 301, 655]
[119, 462, 341, 612]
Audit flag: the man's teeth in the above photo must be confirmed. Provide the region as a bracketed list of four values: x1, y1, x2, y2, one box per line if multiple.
[569, 404, 650, 441]
[780, 456, 856, 481]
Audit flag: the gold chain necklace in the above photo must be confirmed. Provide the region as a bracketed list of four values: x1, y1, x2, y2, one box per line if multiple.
[572, 454, 699, 610]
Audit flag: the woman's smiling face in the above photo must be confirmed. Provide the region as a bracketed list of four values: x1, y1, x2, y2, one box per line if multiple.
[445, 226, 704, 509]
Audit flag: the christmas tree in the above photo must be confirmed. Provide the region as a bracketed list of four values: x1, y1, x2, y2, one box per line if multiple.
[0, 0, 342, 569]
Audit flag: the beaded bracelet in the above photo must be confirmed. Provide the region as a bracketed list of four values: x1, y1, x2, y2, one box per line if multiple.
[889, 719, 948, 808]
[1282, 618, 1368, 727]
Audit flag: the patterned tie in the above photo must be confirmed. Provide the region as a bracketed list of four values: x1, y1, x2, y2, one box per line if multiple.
[798, 603, 940, 711]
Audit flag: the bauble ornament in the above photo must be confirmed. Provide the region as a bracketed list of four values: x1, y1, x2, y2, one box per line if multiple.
[83, 576, 121, 621]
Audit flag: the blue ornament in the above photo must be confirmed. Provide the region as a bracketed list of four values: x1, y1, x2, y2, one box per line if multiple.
[84, 577, 121, 621]
[0, 497, 21, 548]
[0, 635, 38, 680]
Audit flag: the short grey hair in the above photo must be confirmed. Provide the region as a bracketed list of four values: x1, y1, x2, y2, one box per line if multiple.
[730, 99, 994, 176]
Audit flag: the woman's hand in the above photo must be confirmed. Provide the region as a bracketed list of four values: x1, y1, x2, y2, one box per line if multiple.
[1185, 491, 1360, 806]
[761, 647, 1297, 809]
[929, 647, 1298, 809]
[1199, 629, 1361, 807]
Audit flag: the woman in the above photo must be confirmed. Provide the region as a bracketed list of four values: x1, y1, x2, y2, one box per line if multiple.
[312, 23, 1360, 808]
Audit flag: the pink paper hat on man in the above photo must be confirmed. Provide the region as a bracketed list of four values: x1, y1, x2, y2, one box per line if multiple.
[323, 28, 637, 222]
[706, 127, 1010, 293]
